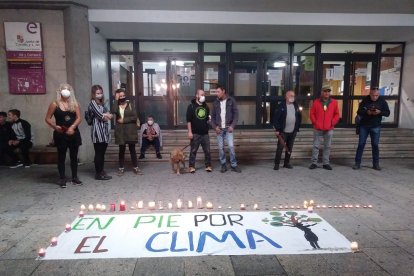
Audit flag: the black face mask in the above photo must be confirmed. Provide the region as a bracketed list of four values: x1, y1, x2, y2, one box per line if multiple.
[118, 97, 127, 104]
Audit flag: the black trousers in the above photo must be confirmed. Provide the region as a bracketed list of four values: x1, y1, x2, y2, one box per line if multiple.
[94, 143, 108, 175]
[189, 133, 211, 167]
[274, 132, 297, 166]
[119, 143, 138, 168]
[57, 143, 79, 179]
[11, 140, 32, 166]
[0, 144, 18, 165]
[141, 137, 160, 154]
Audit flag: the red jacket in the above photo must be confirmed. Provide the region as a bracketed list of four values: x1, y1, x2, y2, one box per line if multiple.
[310, 98, 340, 131]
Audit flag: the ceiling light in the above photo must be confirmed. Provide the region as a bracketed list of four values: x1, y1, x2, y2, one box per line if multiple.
[273, 62, 286, 68]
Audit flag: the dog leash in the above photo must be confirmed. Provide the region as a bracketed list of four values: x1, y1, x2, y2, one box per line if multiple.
[181, 143, 191, 151]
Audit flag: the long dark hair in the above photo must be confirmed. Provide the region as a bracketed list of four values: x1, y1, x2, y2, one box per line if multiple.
[91, 84, 104, 104]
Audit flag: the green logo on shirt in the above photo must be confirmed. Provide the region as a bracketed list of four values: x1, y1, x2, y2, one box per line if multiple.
[196, 106, 207, 120]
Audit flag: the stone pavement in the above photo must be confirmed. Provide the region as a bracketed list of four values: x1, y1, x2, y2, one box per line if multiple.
[0, 158, 413, 276]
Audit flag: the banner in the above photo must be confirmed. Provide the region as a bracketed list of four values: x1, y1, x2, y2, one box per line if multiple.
[4, 22, 46, 94]
[42, 211, 351, 260]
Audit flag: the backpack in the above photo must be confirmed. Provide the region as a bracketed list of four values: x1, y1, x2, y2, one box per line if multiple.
[84, 109, 93, 126]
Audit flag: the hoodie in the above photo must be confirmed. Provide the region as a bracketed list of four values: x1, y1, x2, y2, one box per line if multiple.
[186, 99, 210, 135]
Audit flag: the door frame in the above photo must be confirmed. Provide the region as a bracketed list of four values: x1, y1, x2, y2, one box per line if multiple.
[319, 53, 377, 126]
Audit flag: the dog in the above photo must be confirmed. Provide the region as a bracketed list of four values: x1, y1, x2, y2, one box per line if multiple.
[170, 148, 186, 175]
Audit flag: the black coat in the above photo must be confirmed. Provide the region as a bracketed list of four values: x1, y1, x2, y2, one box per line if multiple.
[273, 101, 302, 133]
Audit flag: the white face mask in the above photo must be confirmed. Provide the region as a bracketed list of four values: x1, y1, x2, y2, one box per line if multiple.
[147, 120, 154, 126]
[198, 95, 205, 103]
[61, 89, 71, 98]
[96, 93, 103, 100]
[288, 97, 295, 103]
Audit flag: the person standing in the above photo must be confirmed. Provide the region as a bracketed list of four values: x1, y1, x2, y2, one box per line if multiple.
[309, 86, 340, 170]
[45, 83, 82, 188]
[353, 87, 390, 170]
[210, 85, 241, 173]
[0, 111, 19, 167]
[273, 90, 302, 170]
[88, 85, 113, 180]
[8, 109, 33, 168]
[187, 89, 212, 173]
[113, 89, 142, 175]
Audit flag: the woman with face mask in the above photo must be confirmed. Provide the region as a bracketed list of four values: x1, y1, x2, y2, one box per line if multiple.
[45, 83, 82, 188]
[112, 89, 142, 176]
[139, 115, 162, 159]
[88, 85, 113, 180]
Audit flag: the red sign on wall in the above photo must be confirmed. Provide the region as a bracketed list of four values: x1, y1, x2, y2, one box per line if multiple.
[4, 22, 46, 94]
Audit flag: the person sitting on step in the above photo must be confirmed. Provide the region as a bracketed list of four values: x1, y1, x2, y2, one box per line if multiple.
[139, 115, 162, 159]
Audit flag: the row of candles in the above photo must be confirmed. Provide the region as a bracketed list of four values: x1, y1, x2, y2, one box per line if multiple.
[76, 198, 373, 216]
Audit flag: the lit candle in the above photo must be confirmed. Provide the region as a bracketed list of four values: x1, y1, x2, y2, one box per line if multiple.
[120, 201, 126, 211]
[101, 204, 106, 212]
[168, 202, 173, 210]
[65, 224, 71, 232]
[80, 204, 86, 211]
[303, 200, 308, 208]
[240, 203, 246, 210]
[96, 203, 101, 211]
[196, 196, 203, 209]
[137, 200, 144, 209]
[79, 210, 84, 217]
[334, 205, 338, 208]
[188, 200, 193, 209]
[368, 205, 373, 208]
[316, 205, 321, 208]
[272, 206, 277, 210]
[339, 205, 343, 208]
[363, 205, 368, 208]
[176, 199, 183, 209]
[88, 204, 94, 211]
[218, 206, 222, 209]
[328, 205, 333, 208]
[253, 203, 259, 210]
[309, 200, 314, 206]
[51, 237, 58, 246]
[279, 205, 283, 209]
[344, 204, 349, 208]
[227, 206, 232, 209]
[296, 206, 301, 209]
[355, 205, 360, 208]
[284, 205, 289, 209]
[290, 205, 295, 209]
[110, 203, 116, 212]
[322, 205, 327, 208]
[158, 201, 164, 210]
[349, 205, 353, 208]
[206, 202, 213, 209]
[38, 248, 46, 258]
[148, 201, 156, 210]
[307, 206, 313, 213]
[350, 241, 359, 252]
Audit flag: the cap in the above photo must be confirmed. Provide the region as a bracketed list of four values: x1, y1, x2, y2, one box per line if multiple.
[322, 85, 332, 92]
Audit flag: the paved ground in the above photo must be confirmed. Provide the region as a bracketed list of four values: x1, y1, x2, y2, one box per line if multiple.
[0, 158, 413, 276]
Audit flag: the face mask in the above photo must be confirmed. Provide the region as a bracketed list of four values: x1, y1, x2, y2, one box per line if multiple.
[96, 94, 103, 100]
[288, 97, 295, 103]
[118, 97, 126, 104]
[61, 89, 71, 98]
[147, 120, 154, 126]
[198, 96, 205, 103]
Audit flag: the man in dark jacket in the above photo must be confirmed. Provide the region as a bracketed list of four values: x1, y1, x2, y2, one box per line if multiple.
[273, 90, 302, 170]
[0, 111, 19, 167]
[353, 87, 390, 170]
[187, 89, 212, 173]
[210, 85, 241, 173]
[8, 109, 33, 168]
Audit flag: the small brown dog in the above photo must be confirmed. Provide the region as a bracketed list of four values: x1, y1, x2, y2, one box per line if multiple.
[170, 148, 186, 175]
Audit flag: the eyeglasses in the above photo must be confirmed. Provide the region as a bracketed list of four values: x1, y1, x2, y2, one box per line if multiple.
[371, 87, 379, 90]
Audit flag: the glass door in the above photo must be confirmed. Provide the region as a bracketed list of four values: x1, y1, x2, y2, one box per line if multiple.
[137, 54, 199, 128]
[320, 55, 376, 126]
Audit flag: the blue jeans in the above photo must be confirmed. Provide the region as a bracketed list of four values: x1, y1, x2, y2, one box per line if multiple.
[355, 126, 381, 165]
[217, 129, 237, 167]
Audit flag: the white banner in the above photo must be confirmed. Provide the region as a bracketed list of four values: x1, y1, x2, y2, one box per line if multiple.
[42, 211, 351, 260]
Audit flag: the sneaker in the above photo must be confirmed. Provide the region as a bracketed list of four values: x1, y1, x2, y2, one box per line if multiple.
[273, 164, 279, 170]
[323, 164, 333, 170]
[71, 177, 83, 186]
[117, 168, 124, 176]
[189, 167, 196, 173]
[58, 178, 67, 188]
[133, 167, 143, 175]
[352, 164, 361, 170]
[205, 166, 212, 172]
[95, 174, 112, 181]
[9, 163, 23, 169]
[231, 166, 242, 173]
[373, 164, 382, 171]
[309, 163, 318, 170]
[138, 154, 145, 159]
[283, 164, 293, 169]
[220, 164, 227, 173]
[156, 153, 162, 159]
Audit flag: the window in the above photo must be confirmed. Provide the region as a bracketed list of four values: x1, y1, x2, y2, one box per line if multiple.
[379, 57, 401, 96]
[232, 43, 288, 53]
[139, 42, 198, 52]
[110, 42, 133, 52]
[321, 44, 375, 53]
[204, 43, 226, 53]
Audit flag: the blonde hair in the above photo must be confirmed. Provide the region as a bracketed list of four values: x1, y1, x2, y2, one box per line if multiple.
[55, 83, 78, 112]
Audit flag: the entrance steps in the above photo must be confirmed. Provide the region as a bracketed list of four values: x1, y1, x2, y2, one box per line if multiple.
[105, 128, 414, 163]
